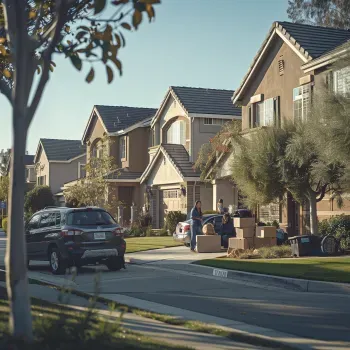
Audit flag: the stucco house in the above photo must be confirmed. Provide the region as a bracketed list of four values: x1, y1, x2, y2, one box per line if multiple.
[81, 105, 157, 222]
[207, 21, 350, 236]
[140, 86, 241, 228]
[34, 139, 86, 200]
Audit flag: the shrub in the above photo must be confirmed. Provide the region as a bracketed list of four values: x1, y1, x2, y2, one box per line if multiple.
[2, 217, 7, 234]
[258, 245, 292, 259]
[24, 186, 55, 214]
[164, 211, 187, 234]
[138, 212, 152, 228]
[203, 210, 217, 215]
[145, 226, 153, 237]
[318, 215, 350, 251]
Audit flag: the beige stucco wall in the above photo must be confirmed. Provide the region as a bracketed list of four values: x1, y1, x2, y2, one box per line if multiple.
[200, 184, 213, 212]
[146, 153, 183, 186]
[241, 38, 306, 129]
[49, 154, 86, 194]
[127, 127, 150, 172]
[159, 95, 187, 134]
[212, 179, 237, 212]
[35, 148, 50, 186]
[86, 115, 107, 163]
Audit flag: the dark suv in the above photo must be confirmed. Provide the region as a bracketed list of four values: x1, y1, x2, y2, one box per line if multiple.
[25, 206, 126, 274]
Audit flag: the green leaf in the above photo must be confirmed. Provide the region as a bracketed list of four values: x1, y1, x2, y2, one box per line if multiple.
[132, 10, 142, 29]
[86, 68, 95, 83]
[106, 65, 113, 83]
[70, 55, 82, 71]
[121, 22, 132, 30]
[94, 0, 106, 14]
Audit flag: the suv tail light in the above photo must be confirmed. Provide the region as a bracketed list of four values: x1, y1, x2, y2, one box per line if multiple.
[113, 227, 123, 236]
[184, 225, 190, 233]
[61, 229, 83, 237]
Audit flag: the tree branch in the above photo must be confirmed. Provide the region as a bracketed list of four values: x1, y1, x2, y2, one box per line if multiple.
[316, 183, 328, 202]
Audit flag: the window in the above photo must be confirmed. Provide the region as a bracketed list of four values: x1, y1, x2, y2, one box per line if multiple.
[333, 66, 350, 95]
[167, 120, 186, 146]
[66, 210, 116, 226]
[25, 168, 29, 181]
[27, 214, 40, 231]
[163, 190, 179, 198]
[252, 98, 276, 127]
[293, 84, 311, 122]
[120, 136, 127, 160]
[37, 175, 46, 186]
[203, 118, 225, 125]
[92, 140, 103, 159]
[55, 212, 61, 226]
[78, 163, 86, 179]
[39, 212, 56, 228]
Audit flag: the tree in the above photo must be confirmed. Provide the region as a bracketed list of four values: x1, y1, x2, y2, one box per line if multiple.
[0, 149, 10, 176]
[24, 185, 55, 217]
[287, 0, 350, 29]
[0, 0, 160, 340]
[0, 175, 9, 202]
[63, 138, 119, 214]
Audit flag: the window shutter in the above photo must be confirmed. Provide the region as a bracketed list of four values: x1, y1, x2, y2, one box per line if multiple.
[274, 96, 280, 128]
[248, 106, 252, 129]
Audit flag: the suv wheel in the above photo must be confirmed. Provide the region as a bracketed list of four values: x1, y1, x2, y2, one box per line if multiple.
[106, 256, 123, 271]
[49, 247, 67, 275]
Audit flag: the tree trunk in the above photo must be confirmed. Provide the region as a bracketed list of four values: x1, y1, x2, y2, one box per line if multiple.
[5, 112, 33, 339]
[309, 191, 318, 235]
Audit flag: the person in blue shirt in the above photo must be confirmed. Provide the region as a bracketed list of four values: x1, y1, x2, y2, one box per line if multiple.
[190, 200, 203, 252]
[219, 213, 235, 248]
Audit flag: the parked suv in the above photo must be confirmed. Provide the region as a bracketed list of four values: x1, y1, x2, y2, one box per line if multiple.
[25, 207, 126, 274]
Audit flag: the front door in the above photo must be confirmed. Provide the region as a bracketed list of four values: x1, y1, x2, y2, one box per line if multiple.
[118, 186, 133, 225]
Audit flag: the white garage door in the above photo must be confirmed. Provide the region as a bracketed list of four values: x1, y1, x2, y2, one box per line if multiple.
[160, 189, 181, 226]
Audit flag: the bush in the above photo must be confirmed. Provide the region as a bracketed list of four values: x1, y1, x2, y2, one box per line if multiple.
[318, 215, 350, 251]
[164, 211, 187, 234]
[258, 245, 292, 259]
[203, 210, 217, 215]
[138, 212, 152, 228]
[24, 186, 55, 215]
[2, 217, 7, 233]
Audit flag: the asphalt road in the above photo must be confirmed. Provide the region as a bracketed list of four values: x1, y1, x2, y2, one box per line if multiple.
[1, 236, 350, 343]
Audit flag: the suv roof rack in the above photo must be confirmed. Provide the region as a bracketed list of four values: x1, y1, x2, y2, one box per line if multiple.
[43, 206, 68, 209]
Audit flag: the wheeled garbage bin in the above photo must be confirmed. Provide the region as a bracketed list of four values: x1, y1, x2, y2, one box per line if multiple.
[289, 235, 322, 257]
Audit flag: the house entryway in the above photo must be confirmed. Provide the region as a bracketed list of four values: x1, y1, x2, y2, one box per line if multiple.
[159, 188, 181, 227]
[119, 186, 134, 225]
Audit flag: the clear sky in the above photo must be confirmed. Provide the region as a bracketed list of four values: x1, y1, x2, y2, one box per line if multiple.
[0, 0, 289, 154]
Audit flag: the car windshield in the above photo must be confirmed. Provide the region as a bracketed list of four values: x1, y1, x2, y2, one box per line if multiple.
[66, 210, 116, 226]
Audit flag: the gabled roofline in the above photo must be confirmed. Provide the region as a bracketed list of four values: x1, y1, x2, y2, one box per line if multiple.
[49, 153, 86, 164]
[140, 145, 185, 184]
[81, 106, 109, 144]
[34, 140, 46, 164]
[150, 88, 188, 128]
[232, 21, 311, 105]
[110, 116, 152, 136]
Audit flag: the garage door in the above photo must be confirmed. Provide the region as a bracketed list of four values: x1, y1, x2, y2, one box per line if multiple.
[160, 189, 181, 226]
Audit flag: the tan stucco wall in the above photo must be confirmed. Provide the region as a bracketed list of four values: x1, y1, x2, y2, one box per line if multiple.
[200, 184, 213, 212]
[241, 38, 305, 129]
[86, 116, 107, 162]
[127, 127, 150, 172]
[49, 154, 86, 194]
[159, 95, 187, 134]
[146, 153, 183, 186]
[36, 148, 50, 185]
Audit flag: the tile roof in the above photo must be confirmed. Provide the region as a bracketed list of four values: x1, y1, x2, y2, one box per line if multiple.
[162, 144, 201, 178]
[105, 168, 143, 180]
[95, 106, 157, 133]
[170, 86, 241, 117]
[24, 155, 34, 166]
[278, 21, 350, 59]
[40, 139, 86, 161]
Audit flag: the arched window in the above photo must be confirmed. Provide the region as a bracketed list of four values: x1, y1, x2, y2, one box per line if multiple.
[91, 139, 103, 158]
[167, 120, 186, 146]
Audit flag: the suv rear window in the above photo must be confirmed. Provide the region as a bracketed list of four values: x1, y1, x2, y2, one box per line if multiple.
[66, 210, 116, 226]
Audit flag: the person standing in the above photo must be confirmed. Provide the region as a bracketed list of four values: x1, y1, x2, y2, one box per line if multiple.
[217, 199, 224, 214]
[190, 200, 203, 252]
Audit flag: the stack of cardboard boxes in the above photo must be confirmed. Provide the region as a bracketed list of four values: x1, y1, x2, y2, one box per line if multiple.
[228, 218, 277, 251]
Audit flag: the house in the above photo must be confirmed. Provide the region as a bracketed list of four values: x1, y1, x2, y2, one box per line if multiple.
[34, 138, 86, 200]
[210, 21, 350, 235]
[140, 86, 242, 228]
[81, 105, 157, 222]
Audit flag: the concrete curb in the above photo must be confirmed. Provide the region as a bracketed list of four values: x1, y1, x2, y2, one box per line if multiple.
[129, 261, 350, 295]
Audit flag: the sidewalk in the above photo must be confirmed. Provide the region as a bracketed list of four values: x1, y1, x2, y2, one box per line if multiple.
[0, 281, 262, 350]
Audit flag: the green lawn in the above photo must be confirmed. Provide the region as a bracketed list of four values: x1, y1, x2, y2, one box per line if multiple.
[125, 236, 182, 254]
[0, 287, 189, 350]
[195, 257, 350, 283]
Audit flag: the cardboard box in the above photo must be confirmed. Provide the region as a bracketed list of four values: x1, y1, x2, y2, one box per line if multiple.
[256, 226, 276, 238]
[253, 237, 277, 249]
[196, 235, 222, 253]
[235, 227, 255, 238]
[228, 237, 254, 250]
[234, 217, 255, 228]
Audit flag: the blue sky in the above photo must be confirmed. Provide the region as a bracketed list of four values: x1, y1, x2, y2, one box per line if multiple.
[0, 0, 289, 154]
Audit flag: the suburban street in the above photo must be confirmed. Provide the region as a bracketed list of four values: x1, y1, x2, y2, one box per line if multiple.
[1, 234, 350, 346]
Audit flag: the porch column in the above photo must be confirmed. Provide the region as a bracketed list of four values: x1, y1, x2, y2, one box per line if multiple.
[130, 204, 137, 225]
[118, 205, 124, 226]
[212, 179, 237, 212]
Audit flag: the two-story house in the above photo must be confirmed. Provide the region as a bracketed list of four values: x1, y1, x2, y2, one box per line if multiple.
[81, 105, 157, 222]
[34, 139, 86, 200]
[213, 21, 350, 235]
[140, 86, 242, 228]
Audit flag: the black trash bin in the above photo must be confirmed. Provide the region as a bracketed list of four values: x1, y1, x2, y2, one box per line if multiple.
[288, 235, 322, 257]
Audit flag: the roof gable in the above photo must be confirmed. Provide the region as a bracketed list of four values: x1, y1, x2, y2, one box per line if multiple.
[233, 21, 350, 104]
[36, 139, 86, 162]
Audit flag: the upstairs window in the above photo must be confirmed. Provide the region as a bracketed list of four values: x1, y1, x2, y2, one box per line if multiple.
[333, 66, 350, 95]
[250, 98, 277, 127]
[37, 175, 46, 186]
[293, 84, 311, 122]
[167, 120, 186, 146]
[91, 140, 103, 158]
[120, 136, 127, 160]
[203, 118, 225, 125]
